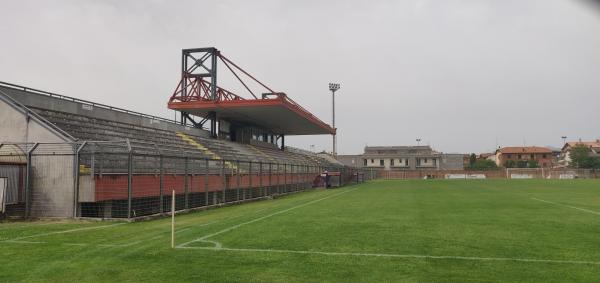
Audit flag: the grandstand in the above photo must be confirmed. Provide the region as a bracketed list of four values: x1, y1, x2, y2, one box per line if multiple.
[0, 48, 370, 219]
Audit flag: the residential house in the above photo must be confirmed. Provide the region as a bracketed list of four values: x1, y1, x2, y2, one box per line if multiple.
[560, 140, 600, 166]
[495, 146, 554, 168]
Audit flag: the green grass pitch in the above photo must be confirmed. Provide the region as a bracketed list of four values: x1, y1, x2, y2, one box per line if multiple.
[2, 179, 600, 282]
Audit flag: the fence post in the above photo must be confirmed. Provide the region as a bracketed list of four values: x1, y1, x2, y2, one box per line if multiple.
[74, 142, 86, 218]
[259, 161, 263, 197]
[221, 159, 226, 204]
[25, 143, 39, 218]
[204, 159, 209, 207]
[127, 150, 133, 219]
[159, 154, 164, 214]
[284, 163, 287, 194]
[269, 163, 273, 195]
[246, 161, 252, 198]
[236, 160, 241, 202]
[185, 156, 189, 209]
[276, 163, 280, 195]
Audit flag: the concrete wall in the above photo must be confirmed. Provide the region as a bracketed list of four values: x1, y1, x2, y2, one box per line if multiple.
[0, 85, 210, 138]
[439, 154, 465, 170]
[336, 155, 361, 167]
[416, 157, 437, 168]
[1, 89, 76, 217]
[0, 95, 70, 144]
[339, 153, 464, 170]
[29, 154, 75, 217]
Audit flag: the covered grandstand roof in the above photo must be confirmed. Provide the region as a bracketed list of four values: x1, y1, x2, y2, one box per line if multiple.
[168, 93, 335, 135]
[168, 47, 334, 136]
[0, 81, 341, 167]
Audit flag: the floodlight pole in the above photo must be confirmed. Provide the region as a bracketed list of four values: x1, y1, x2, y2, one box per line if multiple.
[329, 83, 340, 157]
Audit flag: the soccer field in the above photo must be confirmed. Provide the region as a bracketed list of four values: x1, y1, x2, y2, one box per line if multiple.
[2, 179, 600, 282]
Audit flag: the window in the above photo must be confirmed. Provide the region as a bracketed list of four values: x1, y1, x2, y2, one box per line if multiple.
[380, 159, 384, 166]
[405, 159, 409, 166]
[530, 154, 534, 159]
[371, 159, 374, 163]
[391, 159, 395, 166]
[507, 154, 512, 159]
[364, 159, 367, 166]
[542, 154, 547, 158]
[518, 155, 522, 159]
[424, 158, 428, 163]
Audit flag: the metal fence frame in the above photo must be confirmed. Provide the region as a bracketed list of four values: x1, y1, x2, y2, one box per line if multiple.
[0, 141, 375, 219]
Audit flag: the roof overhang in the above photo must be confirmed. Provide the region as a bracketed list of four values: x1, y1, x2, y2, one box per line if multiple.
[168, 97, 335, 135]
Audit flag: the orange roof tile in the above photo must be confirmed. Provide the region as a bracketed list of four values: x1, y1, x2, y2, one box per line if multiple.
[497, 146, 552, 154]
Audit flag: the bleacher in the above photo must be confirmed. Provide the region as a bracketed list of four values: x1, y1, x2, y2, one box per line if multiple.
[28, 107, 340, 168]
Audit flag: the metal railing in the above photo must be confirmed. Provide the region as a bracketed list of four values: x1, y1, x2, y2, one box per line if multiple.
[0, 141, 376, 219]
[0, 81, 179, 126]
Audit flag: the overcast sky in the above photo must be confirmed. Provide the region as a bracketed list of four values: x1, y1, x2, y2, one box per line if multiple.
[1, 0, 599, 154]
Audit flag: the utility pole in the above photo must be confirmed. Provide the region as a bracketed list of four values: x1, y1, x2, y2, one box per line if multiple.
[329, 83, 340, 156]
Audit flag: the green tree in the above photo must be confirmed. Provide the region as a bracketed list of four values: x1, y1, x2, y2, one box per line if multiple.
[516, 160, 528, 168]
[504, 160, 516, 168]
[470, 159, 498, 170]
[569, 144, 600, 169]
[528, 160, 539, 168]
[469, 153, 477, 168]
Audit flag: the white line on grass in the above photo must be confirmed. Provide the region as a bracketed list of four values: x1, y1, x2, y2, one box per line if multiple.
[179, 246, 600, 266]
[1, 223, 126, 242]
[3, 240, 46, 244]
[97, 241, 141, 248]
[531, 198, 600, 216]
[177, 188, 358, 248]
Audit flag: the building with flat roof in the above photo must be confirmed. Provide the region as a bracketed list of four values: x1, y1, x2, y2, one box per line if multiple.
[337, 146, 464, 170]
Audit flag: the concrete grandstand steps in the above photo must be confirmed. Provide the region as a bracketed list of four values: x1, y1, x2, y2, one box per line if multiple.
[251, 145, 309, 165]
[29, 107, 332, 171]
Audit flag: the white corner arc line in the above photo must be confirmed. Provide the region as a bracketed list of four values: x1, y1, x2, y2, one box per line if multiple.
[177, 188, 358, 248]
[178, 246, 600, 266]
[531, 198, 600, 216]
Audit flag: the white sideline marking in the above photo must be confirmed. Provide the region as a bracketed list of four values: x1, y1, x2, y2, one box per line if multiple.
[64, 243, 89, 246]
[179, 246, 600, 266]
[2, 223, 126, 242]
[177, 188, 358, 248]
[3, 240, 46, 244]
[98, 241, 141, 248]
[531, 198, 600, 216]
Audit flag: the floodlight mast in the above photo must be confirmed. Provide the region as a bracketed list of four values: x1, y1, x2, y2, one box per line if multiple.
[329, 83, 340, 156]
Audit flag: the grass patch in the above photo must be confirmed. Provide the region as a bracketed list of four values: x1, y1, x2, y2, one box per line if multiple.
[2, 179, 600, 282]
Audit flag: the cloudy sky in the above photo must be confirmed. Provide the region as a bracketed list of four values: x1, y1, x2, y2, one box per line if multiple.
[1, 0, 599, 154]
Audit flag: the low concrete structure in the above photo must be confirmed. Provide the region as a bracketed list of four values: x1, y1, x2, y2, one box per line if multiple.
[337, 146, 464, 170]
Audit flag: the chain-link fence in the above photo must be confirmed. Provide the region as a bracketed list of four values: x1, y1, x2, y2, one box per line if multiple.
[0, 141, 375, 219]
[378, 168, 600, 179]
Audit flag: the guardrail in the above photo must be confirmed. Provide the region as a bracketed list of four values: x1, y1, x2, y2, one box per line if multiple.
[0, 81, 179, 126]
